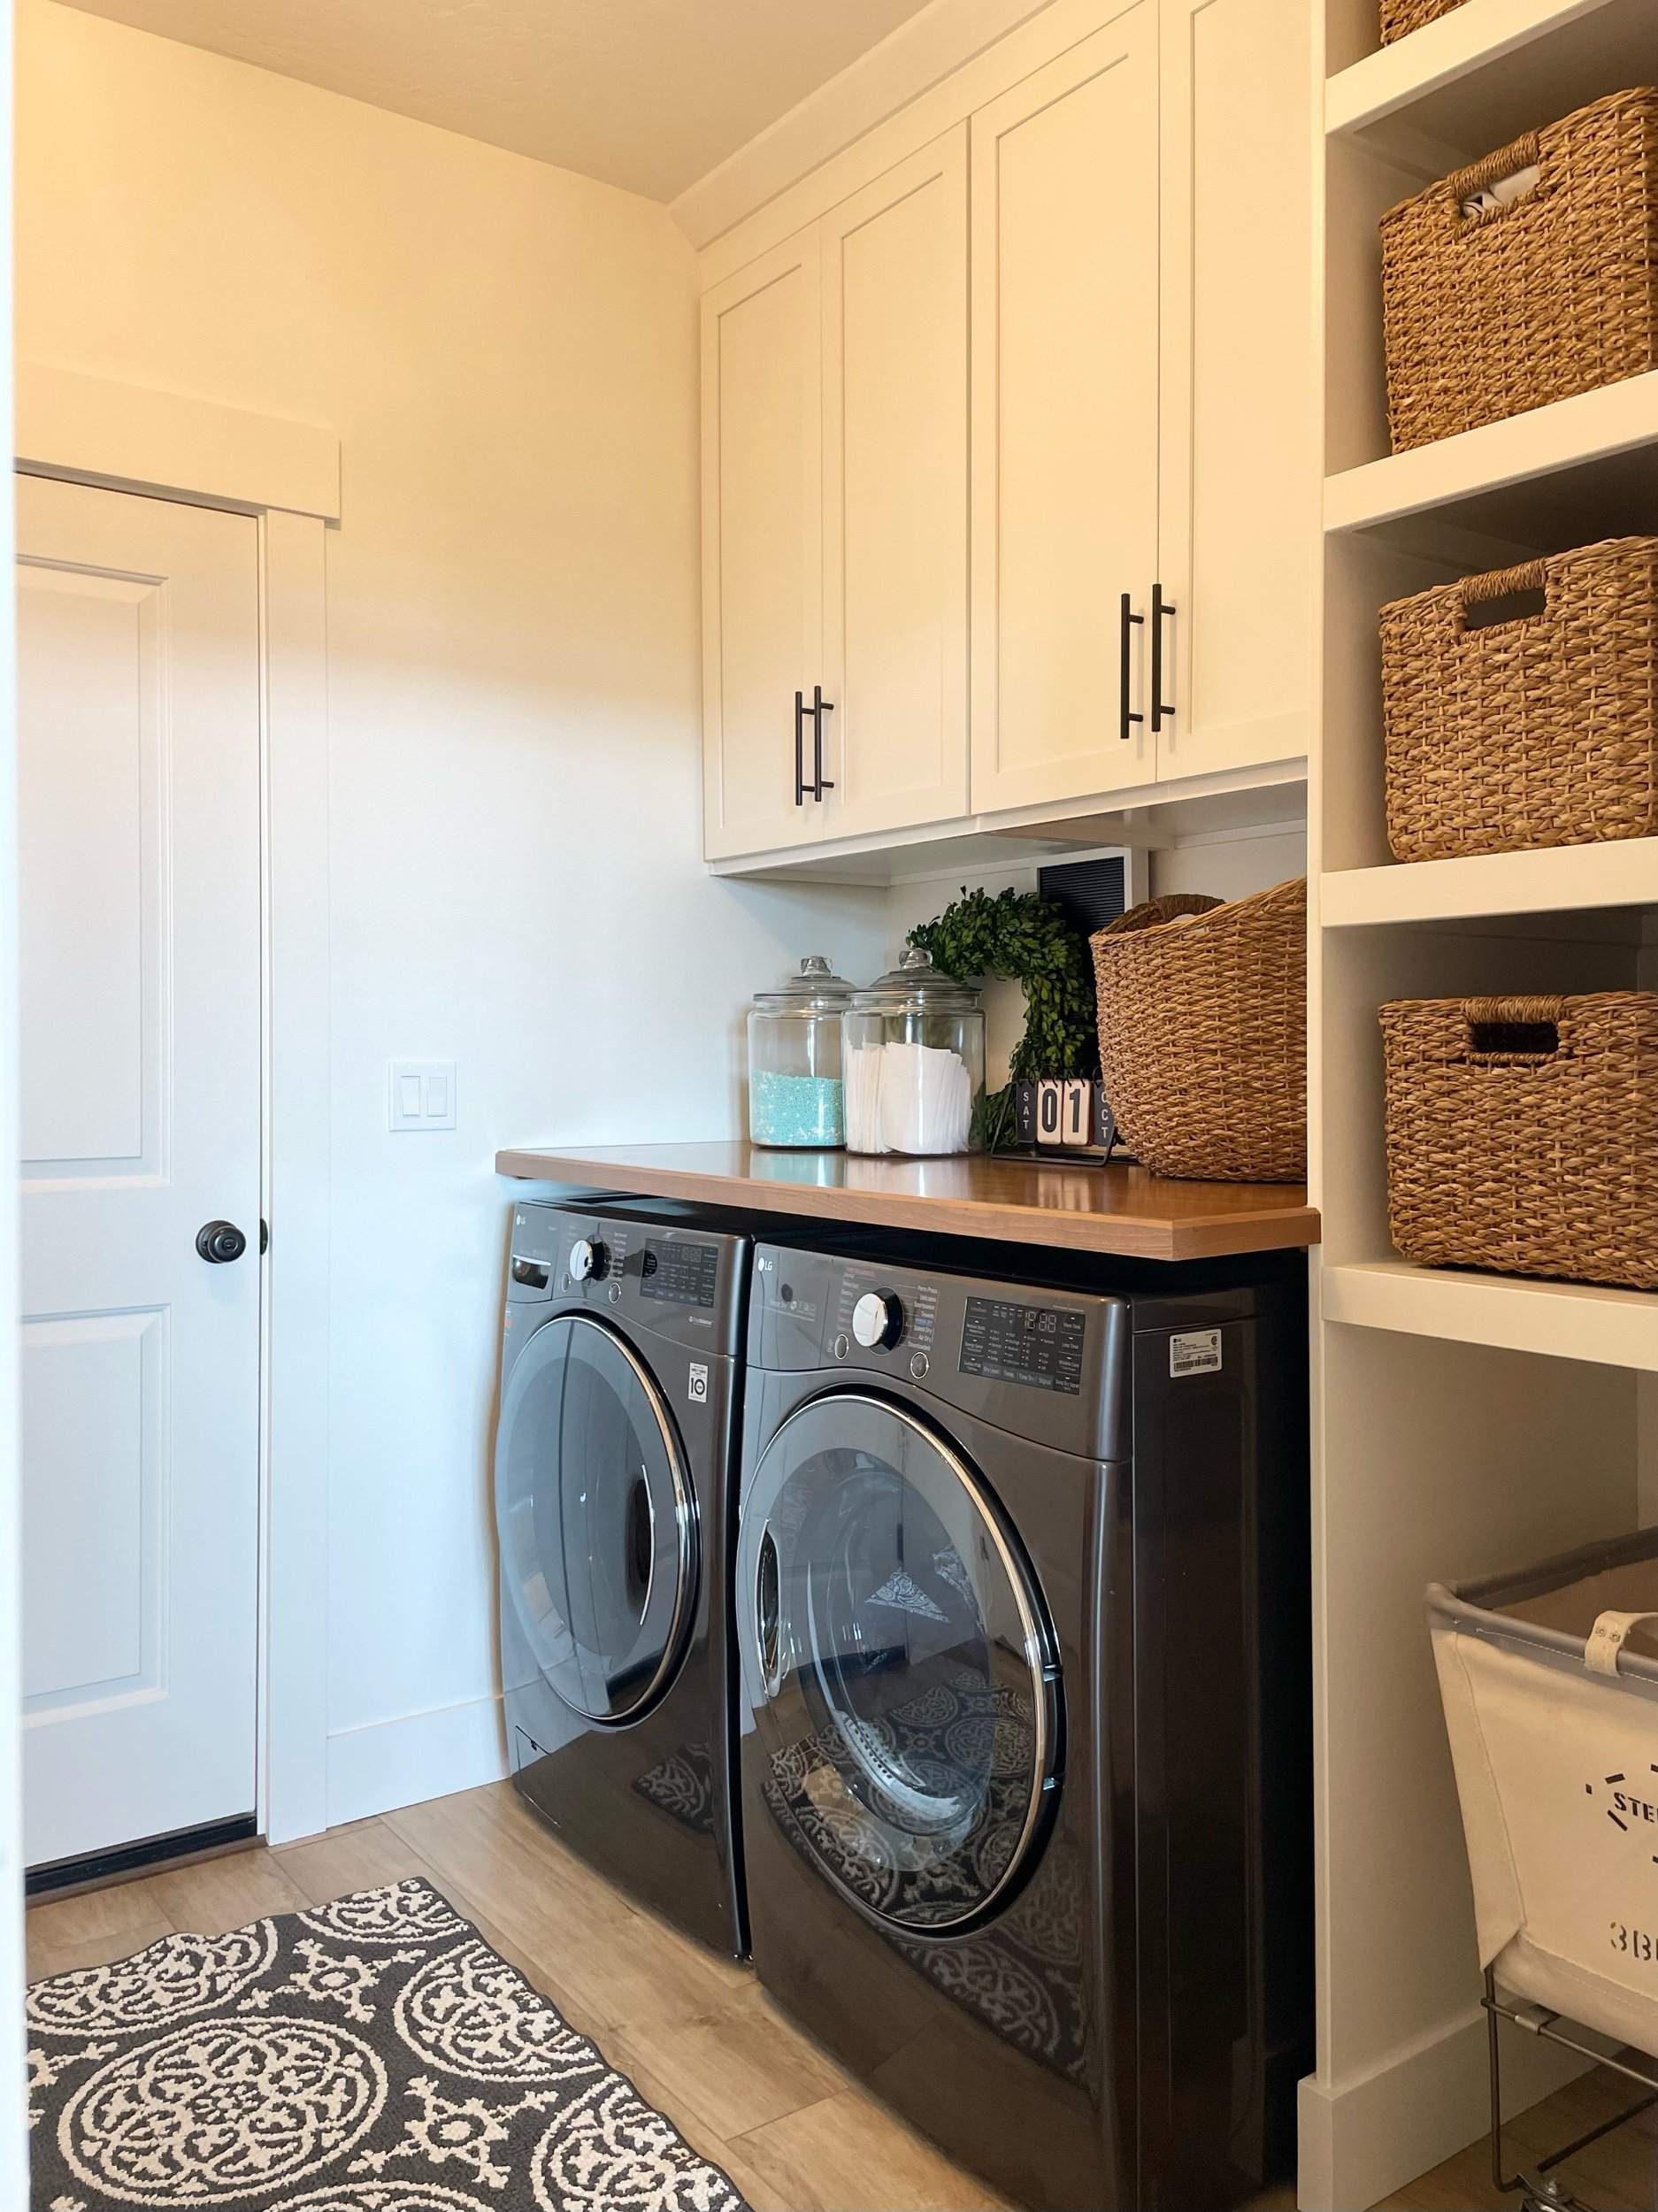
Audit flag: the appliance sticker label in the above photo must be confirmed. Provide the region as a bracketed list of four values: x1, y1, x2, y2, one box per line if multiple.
[1170, 1328, 1222, 1378]
[687, 1363, 709, 1403]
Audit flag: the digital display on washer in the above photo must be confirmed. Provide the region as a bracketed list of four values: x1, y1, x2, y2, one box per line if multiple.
[958, 1297, 1085, 1394]
[640, 1239, 719, 1309]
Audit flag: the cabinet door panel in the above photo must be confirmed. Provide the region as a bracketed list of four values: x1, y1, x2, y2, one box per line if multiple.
[821, 129, 970, 840]
[971, 12, 1161, 816]
[1156, 0, 1312, 780]
[702, 233, 823, 860]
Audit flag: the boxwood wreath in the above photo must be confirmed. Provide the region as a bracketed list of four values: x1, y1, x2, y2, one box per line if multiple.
[907, 886, 1098, 1150]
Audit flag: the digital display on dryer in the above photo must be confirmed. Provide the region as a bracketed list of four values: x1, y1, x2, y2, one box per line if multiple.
[959, 1297, 1085, 1394]
[640, 1239, 719, 1308]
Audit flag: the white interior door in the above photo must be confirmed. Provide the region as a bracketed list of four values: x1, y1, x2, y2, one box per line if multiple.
[1155, 0, 1313, 781]
[969, 9, 1162, 816]
[819, 127, 970, 841]
[701, 229, 825, 861]
[17, 474, 262, 1873]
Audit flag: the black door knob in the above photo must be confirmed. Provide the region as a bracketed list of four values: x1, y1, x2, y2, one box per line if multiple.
[196, 1219, 248, 1264]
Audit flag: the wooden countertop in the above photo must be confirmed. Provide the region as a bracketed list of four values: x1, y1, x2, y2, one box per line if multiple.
[494, 1141, 1319, 1263]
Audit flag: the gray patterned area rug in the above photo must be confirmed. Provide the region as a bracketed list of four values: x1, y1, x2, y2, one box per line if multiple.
[27, 1877, 749, 2211]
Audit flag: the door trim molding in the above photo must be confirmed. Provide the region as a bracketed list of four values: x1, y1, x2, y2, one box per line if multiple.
[17, 364, 340, 522]
[16, 368, 334, 1846]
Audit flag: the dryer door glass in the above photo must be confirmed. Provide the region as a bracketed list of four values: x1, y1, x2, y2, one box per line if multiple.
[496, 1313, 696, 1724]
[742, 1391, 1060, 1931]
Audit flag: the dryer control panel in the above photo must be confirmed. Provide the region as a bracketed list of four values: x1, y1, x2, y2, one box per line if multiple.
[750, 1245, 1128, 1462]
[959, 1296, 1086, 1395]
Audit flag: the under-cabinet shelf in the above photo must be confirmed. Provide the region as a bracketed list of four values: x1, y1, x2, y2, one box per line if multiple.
[1323, 1257, 1658, 1371]
[1325, 370, 1658, 545]
[1328, 0, 1657, 152]
[1322, 839, 1658, 927]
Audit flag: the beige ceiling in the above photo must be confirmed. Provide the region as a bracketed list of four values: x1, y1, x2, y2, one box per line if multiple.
[56, 0, 940, 203]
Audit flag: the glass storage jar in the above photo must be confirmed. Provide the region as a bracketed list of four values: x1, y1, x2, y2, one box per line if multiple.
[747, 956, 853, 1148]
[842, 949, 986, 1156]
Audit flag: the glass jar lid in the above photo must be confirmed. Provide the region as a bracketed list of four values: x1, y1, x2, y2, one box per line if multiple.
[852, 945, 981, 1010]
[752, 955, 856, 1010]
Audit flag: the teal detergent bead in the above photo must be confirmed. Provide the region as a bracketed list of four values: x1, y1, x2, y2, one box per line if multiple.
[749, 1070, 845, 1148]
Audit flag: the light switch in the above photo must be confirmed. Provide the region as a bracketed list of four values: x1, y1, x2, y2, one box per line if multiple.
[389, 1062, 457, 1132]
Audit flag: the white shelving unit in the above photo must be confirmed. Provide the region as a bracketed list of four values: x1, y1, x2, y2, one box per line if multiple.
[1324, 835, 1658, 927]
[1324, 1259, 1658, 1371]
[1305, 0, 1658, 2204]
[1325, 370, 1658, 537]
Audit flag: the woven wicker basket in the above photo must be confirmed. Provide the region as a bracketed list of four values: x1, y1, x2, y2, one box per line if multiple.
[1090, 880, 1306, 1183]
[1380, 994, 1658, 1289]
[1379, 0, 1469, 44]
[1380, 88, 1658, 453]
[1379, 536, 1658, 862]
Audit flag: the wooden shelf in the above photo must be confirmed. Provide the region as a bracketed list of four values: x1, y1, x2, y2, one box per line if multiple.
[1324, 1257, 1658, 1370]
[1324, 369, 1658, 545]
[1322, 839, 1658, 927]
[495, 1141, 1320, 1263]
[1328, 0, 1654, 152]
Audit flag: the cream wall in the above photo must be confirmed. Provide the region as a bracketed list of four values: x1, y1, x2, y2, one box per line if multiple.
[16, 0, 889, 1824]
[0, 0, 25, 2185]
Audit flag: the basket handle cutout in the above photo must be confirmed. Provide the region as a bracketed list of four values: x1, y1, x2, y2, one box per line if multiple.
[1456, 560, 1549, 633]
[1464, 995, 1563, 1059]
[1447, 131, 1542, 223]
[1585, 1610, 1658, 1677]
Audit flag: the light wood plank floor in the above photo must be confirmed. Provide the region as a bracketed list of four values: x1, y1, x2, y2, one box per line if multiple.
[24, 1779, 1657, 2211]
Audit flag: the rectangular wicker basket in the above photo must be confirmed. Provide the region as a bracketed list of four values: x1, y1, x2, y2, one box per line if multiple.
[1379, 536, 1658, 862]
[1090, 879, 1306, 1184]
[1379, 0, 1469, 45]
[1380, 993, 1658, 1289]
[1380, 88, 1658, 452]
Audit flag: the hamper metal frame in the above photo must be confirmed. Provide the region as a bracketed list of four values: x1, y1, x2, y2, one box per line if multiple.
[1483, 1970, 1658, 2209]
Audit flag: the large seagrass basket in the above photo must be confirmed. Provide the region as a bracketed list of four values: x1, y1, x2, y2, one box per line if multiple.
[1380, 993, 1658, 1288]
[1379, 0, 1469, 46]
[1379, 536, 1658, 862]
[1090, 880, 1306, 1183]
[1380, 88, 1658, 452]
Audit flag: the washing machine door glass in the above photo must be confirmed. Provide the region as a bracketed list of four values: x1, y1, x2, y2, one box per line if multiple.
[743, 1391, 1060, 1932]
[496, 1312, 696, 1724]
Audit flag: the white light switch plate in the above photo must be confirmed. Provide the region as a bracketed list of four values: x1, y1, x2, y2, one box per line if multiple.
[388, 1061, 457, 1132]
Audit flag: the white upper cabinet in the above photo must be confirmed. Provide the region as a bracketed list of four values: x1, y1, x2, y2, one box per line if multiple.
[698, 0, 1313, 859]
[701, 232, 823, 861]
[970, 12, 1161, 817]
[701, 133, 969, 862]
[820, 131, 970, 841]
[1154, 0, 1313, 782]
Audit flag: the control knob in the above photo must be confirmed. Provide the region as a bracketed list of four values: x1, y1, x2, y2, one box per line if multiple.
[567, 1236, 608, 1283]
[852, 1290, 904, 1351]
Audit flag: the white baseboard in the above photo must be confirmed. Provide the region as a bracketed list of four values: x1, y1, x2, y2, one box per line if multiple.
[325, 1692, 508, 1830]
[1298, 2007, 1588, 2210]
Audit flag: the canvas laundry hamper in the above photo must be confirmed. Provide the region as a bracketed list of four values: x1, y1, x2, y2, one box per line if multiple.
[1430, 1530, 1658, 2058]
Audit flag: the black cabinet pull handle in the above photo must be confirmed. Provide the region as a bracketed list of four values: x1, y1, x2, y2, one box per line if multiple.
[794, 690, 808, 806]
[1119, 594, 1144, 742]
[812, 687, 835, 798]
[1151, 583, 1176, 733]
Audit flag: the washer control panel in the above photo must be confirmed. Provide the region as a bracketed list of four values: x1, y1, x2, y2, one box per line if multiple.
[640, 1236, 720, 1310]
[504, 1204, 743, 1346]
